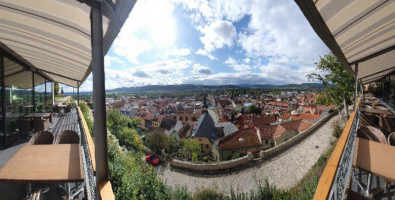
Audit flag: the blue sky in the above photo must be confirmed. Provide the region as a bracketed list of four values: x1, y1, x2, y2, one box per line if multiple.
[77, 0, 329, 92]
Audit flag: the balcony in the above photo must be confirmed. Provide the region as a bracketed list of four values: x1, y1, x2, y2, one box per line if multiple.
[0, 1, 137, 199]
[294, 1, 395, 199]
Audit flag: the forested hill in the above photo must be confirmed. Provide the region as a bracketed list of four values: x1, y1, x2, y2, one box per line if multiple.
[105, 83, 323, 93]
[70, 83, 323, 95]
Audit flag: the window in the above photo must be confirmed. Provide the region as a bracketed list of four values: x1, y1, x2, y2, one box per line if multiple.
[205, 144, 209, 149]
[265, 140, 268, 144]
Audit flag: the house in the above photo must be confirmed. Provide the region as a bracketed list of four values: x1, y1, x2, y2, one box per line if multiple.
[215, 127, 261, 160]
[258, 124, 298, 147]
[281, 119, 313, 133]
[215, 122, 238, 137]
[119, 107, 138, 118]
[191, 112, 218, 153]
[297, 113, 320, 123]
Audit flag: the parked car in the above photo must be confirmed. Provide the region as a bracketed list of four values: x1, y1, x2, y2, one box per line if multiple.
[145, 155, 160, 166]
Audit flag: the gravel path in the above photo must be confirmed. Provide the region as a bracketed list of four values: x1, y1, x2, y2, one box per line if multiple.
[155, 113, 341, 194]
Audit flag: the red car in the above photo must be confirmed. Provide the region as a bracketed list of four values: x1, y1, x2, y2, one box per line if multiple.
[146, 155, 160, 166]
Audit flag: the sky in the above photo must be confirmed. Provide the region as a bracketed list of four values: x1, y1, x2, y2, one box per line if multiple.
[75, 0, 330, 92]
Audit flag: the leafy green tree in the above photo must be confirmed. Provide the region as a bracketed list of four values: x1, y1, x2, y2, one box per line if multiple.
[316, 91, 333, 106]
[146, 130, 168, 154]
[307, 53, 354, 119]
[181, 138, 200, 159]
[248, 104, 262, 115]
[107, 109, 142, 151]
[54, 82, 59, 96]
[61, 87, 64, 95]
[167, 135, 180, 154]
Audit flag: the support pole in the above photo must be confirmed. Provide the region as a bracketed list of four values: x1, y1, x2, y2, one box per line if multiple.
[32, 72, 35, 112]
[44, 78, 47, 107]
[353, 63, 358, 111]
[0, 53, 6, 146]
[77, 81, 80, 106]
[91, 2, 108, 198]
[51, 81, 55, 105]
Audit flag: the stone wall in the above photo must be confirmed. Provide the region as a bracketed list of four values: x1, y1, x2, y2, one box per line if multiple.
[170, 152, 253, 171]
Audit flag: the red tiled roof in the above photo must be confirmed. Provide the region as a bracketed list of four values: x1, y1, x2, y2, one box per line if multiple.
[291, 115, 300, 121]
[281, 119, 313, 132]
[298, 113, 319, 121]
[218, 127, 260, 149]
[258, 125, 286, 140]
[281, 113, 291, 120]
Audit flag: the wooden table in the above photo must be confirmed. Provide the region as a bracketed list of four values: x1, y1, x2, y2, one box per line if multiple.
[360, 108, 393, 116]
[353, 138, 395, 182]
[24, 112, 51, 119]
[0, 144, 83, 182]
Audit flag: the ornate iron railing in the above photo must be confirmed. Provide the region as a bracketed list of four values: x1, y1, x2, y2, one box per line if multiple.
[314, 96, 361, 200]
[77, 107, 96, 200]
[328, 104, 360, 200]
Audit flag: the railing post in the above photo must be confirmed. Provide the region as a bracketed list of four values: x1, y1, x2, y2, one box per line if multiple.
[91, 1, 108, 199]
[353, 63, 358, 111]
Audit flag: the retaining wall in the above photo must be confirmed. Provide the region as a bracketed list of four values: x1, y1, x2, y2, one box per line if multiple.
[170, 152, 252, 171]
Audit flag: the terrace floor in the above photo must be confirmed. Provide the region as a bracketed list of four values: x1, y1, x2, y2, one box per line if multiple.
[348, 98, 395, 200]
[0, 109, 82, 200]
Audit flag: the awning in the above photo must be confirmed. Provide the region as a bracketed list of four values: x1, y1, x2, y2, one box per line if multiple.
[0, 0, 137, 87]
[295, 0, 395, 83]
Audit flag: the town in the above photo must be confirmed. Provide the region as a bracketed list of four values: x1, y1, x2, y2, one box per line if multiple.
[104, 90, 334, 161]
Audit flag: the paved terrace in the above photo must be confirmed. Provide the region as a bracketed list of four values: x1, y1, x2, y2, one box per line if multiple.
[0, 109, 80, 200]
[156, 113, 342, 194]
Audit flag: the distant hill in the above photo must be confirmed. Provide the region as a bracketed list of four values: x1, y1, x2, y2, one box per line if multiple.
[106, 84, 240, 93]
[65, 83, 324, 95]
[106, 83, 323, 93]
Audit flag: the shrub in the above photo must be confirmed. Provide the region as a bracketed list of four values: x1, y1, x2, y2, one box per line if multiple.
[171, 186, 192, 200]
[331, 119, 344, 138]
[193, 188, 225, 200]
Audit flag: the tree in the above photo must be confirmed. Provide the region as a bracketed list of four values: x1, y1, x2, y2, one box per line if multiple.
[146, 131, 168, 154]
[248, 104, 262, 115]
[181, 138, 200, 159]
[54, 82, 59, 96]
[307, 53, 354, 119]
[61, 87, 64, 95]
[167, 135, 180, 154]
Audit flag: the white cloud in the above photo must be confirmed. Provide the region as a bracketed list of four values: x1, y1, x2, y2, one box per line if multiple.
[224, 57, 236, 65]
[196, 49, 217, 60]
[133, 70, 151, 78]
[224, 57, 252, 72]
[192, 63, 212, 75]
[105, 56, 124, 67]
[111, 0, 177, 64]
[164, 48, 191, 57]
[237, 0, 329, 67]
[131, 58, 192, 76]
[112, 35, 152, 64]
[244, 58, 251, 64]
[200, 20, 236, 52]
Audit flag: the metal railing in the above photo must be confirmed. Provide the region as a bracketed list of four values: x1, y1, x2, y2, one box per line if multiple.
[314, 96, 361, 200]
[328, 103, 360, 200]
[76, 107, 96, 200]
